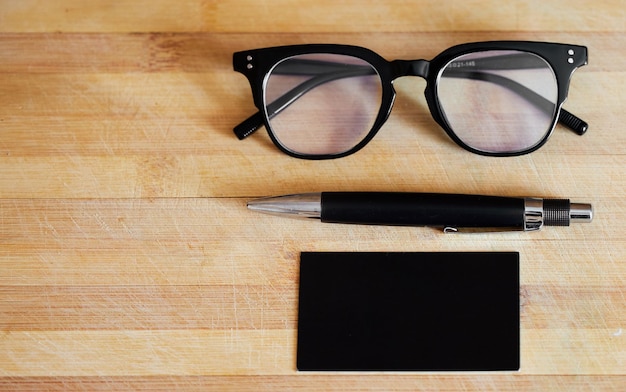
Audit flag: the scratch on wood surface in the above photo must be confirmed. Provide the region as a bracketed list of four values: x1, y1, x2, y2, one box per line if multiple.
[231, 285, 239, 331]
[93, 212, 113, 236]
[39, 213, 60, 240]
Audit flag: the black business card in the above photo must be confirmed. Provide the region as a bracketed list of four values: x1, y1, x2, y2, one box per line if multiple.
[297, 252, 520, 371]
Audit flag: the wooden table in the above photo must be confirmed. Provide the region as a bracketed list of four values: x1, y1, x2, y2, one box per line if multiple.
[0, 1, 624, 390]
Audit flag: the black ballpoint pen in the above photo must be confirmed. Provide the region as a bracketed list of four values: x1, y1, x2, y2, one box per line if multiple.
[247, 192, 593, 232]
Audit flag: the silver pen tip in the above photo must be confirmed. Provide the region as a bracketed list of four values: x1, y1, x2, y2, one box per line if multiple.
[247, 193, 322, 219]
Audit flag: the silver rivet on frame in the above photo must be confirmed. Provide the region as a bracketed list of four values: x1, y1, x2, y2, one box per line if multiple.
[568, 49, 575, 64]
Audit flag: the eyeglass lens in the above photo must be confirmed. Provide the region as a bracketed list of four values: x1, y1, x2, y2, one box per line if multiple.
[264, 54, 382, 156]
[437, 50, 558, 153]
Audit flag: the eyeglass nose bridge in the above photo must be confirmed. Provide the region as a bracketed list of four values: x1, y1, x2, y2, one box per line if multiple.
[390, 59, 430, 80]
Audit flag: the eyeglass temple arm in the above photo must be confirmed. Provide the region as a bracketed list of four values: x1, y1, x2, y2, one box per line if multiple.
[443, 69, 588, 135]
[234, 57, 587, 139]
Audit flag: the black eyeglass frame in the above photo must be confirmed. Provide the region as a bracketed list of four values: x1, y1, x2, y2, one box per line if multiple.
[233, 41, 588, 159]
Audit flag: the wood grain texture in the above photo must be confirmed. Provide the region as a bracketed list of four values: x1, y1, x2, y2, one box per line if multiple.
[0, 0, 624, 33]
[0, 1, 624, 390]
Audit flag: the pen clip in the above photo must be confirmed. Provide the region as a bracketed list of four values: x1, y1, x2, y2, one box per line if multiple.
[443, 226, 522, 234]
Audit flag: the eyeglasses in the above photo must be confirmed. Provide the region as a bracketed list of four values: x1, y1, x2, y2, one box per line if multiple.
[233, 41, 588, 159]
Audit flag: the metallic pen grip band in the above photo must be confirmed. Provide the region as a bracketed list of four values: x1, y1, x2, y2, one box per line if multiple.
[543, 199, 571, 226]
